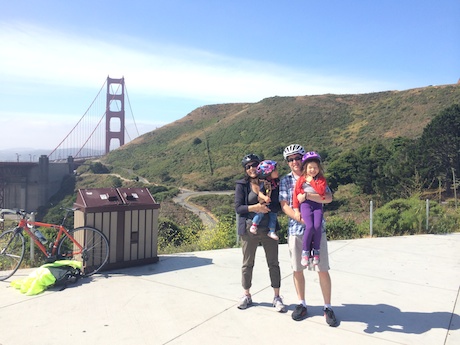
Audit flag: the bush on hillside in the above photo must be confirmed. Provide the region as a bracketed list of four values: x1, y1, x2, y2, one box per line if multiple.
[157, 217, 201, 253]
[325, 216, 363, 240]
[371, 197, 456, 236]
[198, 218, 236, 250]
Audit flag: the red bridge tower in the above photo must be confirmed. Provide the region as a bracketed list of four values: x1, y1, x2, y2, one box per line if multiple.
[105, 77, 125, 154]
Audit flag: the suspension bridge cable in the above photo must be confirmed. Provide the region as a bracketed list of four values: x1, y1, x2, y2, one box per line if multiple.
[74, 111, 106, 158]
[48, 79, 108, 157]
[77, 85, 123, 157]
[125, 83, 140, 137]
[108, 83, 132, 142]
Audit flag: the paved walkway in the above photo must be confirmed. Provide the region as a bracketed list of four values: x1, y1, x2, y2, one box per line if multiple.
[1, 233, 459, 345]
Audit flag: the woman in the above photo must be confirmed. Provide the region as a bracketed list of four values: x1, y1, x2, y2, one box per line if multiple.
[234, 153, 286, 312]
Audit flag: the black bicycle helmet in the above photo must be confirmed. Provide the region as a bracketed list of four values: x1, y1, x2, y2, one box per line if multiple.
[241, 153, 261, 167]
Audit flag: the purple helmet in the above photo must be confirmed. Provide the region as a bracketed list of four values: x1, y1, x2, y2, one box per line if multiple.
[256, 160, 277, 178]
[302, 151, 321, 164]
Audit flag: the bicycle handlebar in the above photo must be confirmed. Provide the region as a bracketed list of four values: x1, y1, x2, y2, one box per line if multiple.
[0, 208, 24, 216]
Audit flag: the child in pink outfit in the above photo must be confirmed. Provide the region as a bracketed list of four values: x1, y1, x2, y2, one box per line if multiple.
[292, 151, 328, 268]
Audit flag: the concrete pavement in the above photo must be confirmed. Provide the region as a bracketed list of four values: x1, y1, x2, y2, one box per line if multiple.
[1, 233, 459, 345]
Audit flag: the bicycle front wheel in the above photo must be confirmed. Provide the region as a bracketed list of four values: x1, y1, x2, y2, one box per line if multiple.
[0, 229, 25, 281]
[58, 227, 109, 277]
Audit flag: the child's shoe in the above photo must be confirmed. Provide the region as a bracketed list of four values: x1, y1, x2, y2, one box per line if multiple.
[268, 231, 279, 241]
[249, 224, 258, 234]
[312, 249, 320, 266]
[301, 253, 310, 267]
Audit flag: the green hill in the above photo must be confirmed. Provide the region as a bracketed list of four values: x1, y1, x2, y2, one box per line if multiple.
[103, 83, 460, 190]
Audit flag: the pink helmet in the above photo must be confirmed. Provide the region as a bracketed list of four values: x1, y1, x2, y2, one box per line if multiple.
[256, 160, 277, 178]
[302, 151, 321, 164]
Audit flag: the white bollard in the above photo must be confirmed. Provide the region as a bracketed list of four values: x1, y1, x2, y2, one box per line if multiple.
[370, 200, 373, 237]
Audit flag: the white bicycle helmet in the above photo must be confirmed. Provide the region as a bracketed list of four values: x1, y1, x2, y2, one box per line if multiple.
[283, 144, 306, 159]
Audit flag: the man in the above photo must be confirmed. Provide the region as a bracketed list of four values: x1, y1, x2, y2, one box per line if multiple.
[279, 144, 338, 327]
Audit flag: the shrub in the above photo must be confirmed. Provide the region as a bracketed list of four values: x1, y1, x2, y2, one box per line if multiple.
[277, 214, 289, 244]
[198, 219, 236, 250]
[371, 197, 458, 236]
[89, 162, 109, 174]
[429, 206, 460, 233]
[325, 216, 361, 240]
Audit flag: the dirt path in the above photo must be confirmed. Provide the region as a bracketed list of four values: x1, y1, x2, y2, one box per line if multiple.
[110, 170, 234, 228]
[172, 190, 234, 228]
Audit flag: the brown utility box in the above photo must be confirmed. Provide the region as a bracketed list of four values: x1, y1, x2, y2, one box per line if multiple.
[74, 187, 160, 270]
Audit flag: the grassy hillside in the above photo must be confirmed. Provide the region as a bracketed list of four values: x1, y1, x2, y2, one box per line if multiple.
[103, 84, 460, 190]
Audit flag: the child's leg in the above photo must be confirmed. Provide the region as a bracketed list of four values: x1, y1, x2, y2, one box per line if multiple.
[267, 212, 277, 231]
[300, 202, 314, 266]
[252, 213, 262, 226]
[311, 206, 323, 265]
[250, 213, 263, 234]
[300, 202, 314, 254]
[312, 208, 323, 251]
[267, 212, 279, 240]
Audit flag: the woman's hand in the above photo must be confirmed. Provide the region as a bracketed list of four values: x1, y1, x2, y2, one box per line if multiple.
[253, 203, 270, 213]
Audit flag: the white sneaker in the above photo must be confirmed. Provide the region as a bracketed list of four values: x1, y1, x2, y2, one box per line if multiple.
[313, 255, 320, 265]
[249, 225, 258, 234]
[273, 296, 287, 313]
[301, 255, 310, 267]
[267, 232, 279, 240]
[237, 295, 252, 310]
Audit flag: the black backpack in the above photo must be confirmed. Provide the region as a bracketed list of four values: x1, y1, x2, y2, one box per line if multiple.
[47, 265, 82, 290]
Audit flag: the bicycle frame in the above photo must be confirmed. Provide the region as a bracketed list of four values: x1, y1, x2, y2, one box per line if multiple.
[20, 218, 84, 259]
[1, 208, 110, 280]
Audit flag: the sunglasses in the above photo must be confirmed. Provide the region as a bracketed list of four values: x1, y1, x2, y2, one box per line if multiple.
[287, 156, 302, 163]
[245, 162, 259, 170]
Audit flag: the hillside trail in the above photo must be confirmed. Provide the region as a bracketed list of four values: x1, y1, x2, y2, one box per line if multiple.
[116, 170, 234, 228]
[172, 189, 234, 228]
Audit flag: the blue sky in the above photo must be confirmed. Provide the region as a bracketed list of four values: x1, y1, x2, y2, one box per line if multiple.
[1, 0, 459, 152]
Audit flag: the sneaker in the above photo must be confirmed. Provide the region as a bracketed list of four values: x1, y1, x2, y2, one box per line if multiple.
[324, 307, 338, 327]
[313, 255, 320, 265]
[267, 232, 279, 241]
[249, 224, 258, 234]
[301, 255, 310, 267]
[237, 295, 252, 310]
[313, 249, 320, 265]
[273, 296, 287, 313]
[292, 304, 307, 321]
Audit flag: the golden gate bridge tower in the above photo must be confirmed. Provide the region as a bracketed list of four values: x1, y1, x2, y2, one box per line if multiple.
[106, 77, 125, 154]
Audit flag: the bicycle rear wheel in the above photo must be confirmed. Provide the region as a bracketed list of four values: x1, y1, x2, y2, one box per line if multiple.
[57, 226, 109, 277]
[0, 228, 25, 281]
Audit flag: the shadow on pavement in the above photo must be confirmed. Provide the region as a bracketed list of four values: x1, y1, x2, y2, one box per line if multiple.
[338, 303, 460, 334]
[100, 255, 213, 277]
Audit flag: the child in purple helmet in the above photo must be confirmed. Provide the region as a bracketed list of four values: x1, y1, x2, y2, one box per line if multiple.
[249, 160, 280, 240]
[292, 152, 328, 268]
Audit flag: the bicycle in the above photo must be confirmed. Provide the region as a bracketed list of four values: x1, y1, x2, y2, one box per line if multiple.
[0, 207, 109, 281]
